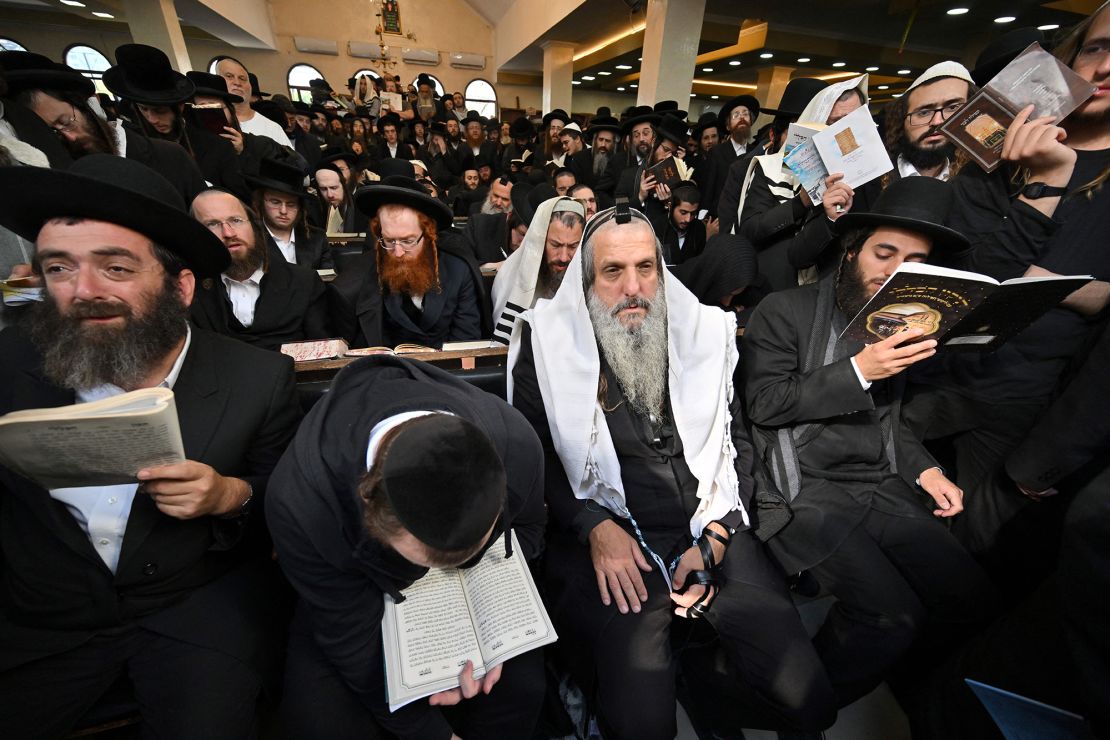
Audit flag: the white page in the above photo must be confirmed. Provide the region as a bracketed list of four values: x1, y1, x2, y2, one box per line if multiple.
[812, 106, 893, 191]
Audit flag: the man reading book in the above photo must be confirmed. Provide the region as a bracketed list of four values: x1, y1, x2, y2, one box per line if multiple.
[742, 176, 995, 710]
[0, 154, 301, 738]
[266, 355, 547, 740]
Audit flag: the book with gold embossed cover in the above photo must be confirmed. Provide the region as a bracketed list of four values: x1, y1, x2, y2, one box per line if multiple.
[840, 263, 1091, 351]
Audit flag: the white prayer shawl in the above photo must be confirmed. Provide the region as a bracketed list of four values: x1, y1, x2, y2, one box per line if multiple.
[491, 196, 580, 346]
[506, 243, 748, 548]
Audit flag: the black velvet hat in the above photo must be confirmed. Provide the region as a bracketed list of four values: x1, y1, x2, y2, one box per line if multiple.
[972, 28, 1045, 86]
[833, 176, 969, 252]
[377, 415, 505, 552]
[0, 51, 95, 98]
[541, 108, 570, 128]
[186, 71, 243, 104]
[375, 158, 417, 179]
[416, 73, 436, 90]
[717, 94, 761, 129]
[427, 120, 450, 139]
[621, 105, 661, 135]
[318, 146, 357, 169]
[354, 176, 453, 228]
[249, 72, 268, 98]
[655, 114, 689, 147]
[690, 111, 719, 139]
[461, 110, 484, 128]
[653, 99, 688, 121]
[378, 111, 402, 129]
[586, 113, 622, 138]
[0, 154, 230, 277]
[245, 157, 309, 199]
[103, 44, 194, 106]
[509, 116, 534, 138]
[761, 78, 828, 118]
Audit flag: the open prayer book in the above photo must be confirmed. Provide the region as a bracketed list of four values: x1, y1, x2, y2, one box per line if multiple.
[0, 387, 185, 489]
[381, 531, 557, 711]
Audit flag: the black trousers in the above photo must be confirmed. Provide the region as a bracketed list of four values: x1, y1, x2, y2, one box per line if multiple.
[807, 505, 996, 707]
[548, 529, 837, 740]
[0, 624, 261, 740]
[280, 603, 546, 740]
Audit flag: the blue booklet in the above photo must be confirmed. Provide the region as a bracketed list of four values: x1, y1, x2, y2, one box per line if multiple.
[965, 679, 1090, 739]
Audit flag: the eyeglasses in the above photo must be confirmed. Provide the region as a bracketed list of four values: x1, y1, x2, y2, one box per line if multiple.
[51, 104, 80, 136]
[201, 216, 250, 232]
[905, 102, 963, 126]
[1078, 40, 1110, 61]
[378, 234, 424, 252]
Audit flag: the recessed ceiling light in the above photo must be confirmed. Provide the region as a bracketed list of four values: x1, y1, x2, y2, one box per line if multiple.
[994, 16, 1015, 23]
[797, 57, 811, 63]
[893, 93, 903, 98]
[571, 80, 581, 85]
[630, 83, 637, 88]
[898, 68, 911, 74]
[637, 57, 642, 61]
[1038, 23, 1059, 31]
[615, 64, 632, 70]
[760, 52, 773, 59]
[616, 86, 625, 91]
[832, 61, 846, 68]
[702, 67, 714, 72]
[92, 10, 113, 17]
[711, 95, 719, 99]
[581, 75, 595, 81]
[866, 66, 879, 71]
[947, 7, 969, 15]
[877, 85, 889, 90]
[60, 0, 85, 5]
[729, 60, 741, 66]
[690, 93, 696, 97]
[597, 71, 611, 76]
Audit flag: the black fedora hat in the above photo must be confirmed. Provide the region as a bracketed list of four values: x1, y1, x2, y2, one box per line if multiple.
[248, 72, 268, 98]
[375, 158, 417, 179]
[690, 111, 719, 139]
[318, 146, 357, 169]
[0, 51, 94, 98]
[185, 71, 243, 104]
[654, 100, 688, 121]
[972, 28, 1045, 86]
[718, 94, 761, 129]
[622, 105, 661, 135]
[245, 157, 308, 199]
[655, 114, 689, 147]
[378, 111, 402, 129]
[416, 73, 436, 90]
[509, 116, 534, 138]
[427, 120, 450, 139]
[103, 44, 195, 106]
[0, 154, 229, 277]
[354, 176, 453, 228]
[292, 100, 311, 115]
[761, 78, 828, 118]
[587, 113, 622, 138]
[541, 108, 570, 128]
[833, 176, 968, 252]
[461, 110, 484, 127]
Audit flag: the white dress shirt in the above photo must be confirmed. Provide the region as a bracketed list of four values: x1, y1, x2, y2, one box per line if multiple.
[730, 138, 748, 157]
[221, 267, 265, 327]
[49, 326, 192, 573]
[897, 154, 951, 181]
[267, 225, 297, 264]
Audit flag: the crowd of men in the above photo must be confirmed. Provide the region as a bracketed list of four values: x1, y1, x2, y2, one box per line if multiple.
[0, 7, 1108, 740]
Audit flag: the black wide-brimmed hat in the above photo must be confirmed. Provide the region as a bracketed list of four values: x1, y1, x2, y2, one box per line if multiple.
[655, 114, 689, 147]
[972, 28, 1045, 86]
[461, 110, 484, 127]
[245, 157, 309, 199]
[270, 94, 295, 115]
[416, 73, 436, 90]
[378, 111, 402, 129]
[509, 116, 534, 138]
[185, 71, 243, 104]
[0, 155, 229, 277]
[0, 51, 95, 98]
[103, 44, 194, 106]
[718, 94, 761, 129]
[427, 120, 450, 139]
[354, 176, 453, 228]
[833, 176, 968, 252]
[761, 78, 828, 118]
[587, 113, 622, 138]
[318, 146, 357, 169]
[378, 414, 505, 552]
[690, 111, 719, 139]
[654, 100, 688, 121]
[622, 105, 661, 135]
[375, 158, 417, 179]
[292, 100, 311, 115]
[248, 72, 268, 98]
[541, 108, 570, 128]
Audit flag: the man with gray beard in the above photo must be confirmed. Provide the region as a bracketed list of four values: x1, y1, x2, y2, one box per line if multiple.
[510, 206, 835, 739]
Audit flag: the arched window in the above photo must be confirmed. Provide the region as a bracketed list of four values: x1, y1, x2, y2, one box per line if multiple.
[288, 63, 324, 105]
[464, 78, 497, 119]
[411, 73, 444, 97]
[64, 44, 112, 95]
[0, 38, 27, 52]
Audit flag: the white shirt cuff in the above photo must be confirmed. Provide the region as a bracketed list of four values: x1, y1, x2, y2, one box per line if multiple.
[850, 357, 872, 390]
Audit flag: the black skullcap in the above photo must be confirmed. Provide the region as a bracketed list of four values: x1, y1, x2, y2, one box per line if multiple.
[378, 415, 505, 551]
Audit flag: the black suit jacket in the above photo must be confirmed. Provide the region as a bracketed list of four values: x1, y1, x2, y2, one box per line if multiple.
[123, 127, 206, 204]
[190, 255, 330, 351]
[0, 326, 300, 673]
[183, 122, 248, 201]
[700, 139, 750, 218]
[464, 212, 510, 264]
[375, 140, 412, 162]
[265, 228, 333, 271]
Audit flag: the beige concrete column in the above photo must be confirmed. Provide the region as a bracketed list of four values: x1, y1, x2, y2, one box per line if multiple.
[121, 0, 192, 72]
[540, 41, 575, 114]
[637, 0, 706, 106]
[756, 65, 797, 110]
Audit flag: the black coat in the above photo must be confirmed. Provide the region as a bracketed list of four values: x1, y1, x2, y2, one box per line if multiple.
[265, 227, 333, 271]
[182, 122, 249, 201]
[0, 326, 300, 675]
[464, 212, 510, 264]
[291, 129, 324, 170]
[190, 253, 331, 351]
[615, 163, 666, 224]
[654, 214, 707, 266]
[124, 127, 206, 204]
[418, 144, 463, 191]
[699, 139, 752, 218]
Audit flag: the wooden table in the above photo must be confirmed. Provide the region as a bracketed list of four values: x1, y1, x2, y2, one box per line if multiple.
[295, 345, 509, 383]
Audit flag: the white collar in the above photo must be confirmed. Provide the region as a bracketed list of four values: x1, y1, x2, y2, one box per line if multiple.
[222, 266, 265, 288]
[730, 137, 748, 156]
[266, 224, 296, 245]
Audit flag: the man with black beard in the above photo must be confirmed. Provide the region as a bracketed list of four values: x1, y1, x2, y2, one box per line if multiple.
[3, 51, 206, 203]
[596, 106, 658, 197]
[490, 197, 584, 345]
[0, 155, 299, 739]
[188, 189, 329, 351]
[510, 206, 837, 739]
[699, 95, 759, 218]
[500, 116, 535, 174]
[587, 111, 621, 185]
[743, 177, 994, 716]
[882, 62, 974, 182]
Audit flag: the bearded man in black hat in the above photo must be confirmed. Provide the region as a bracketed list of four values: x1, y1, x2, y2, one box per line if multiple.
[267, 351, 547, 739]
[0, 155, 300, 739]
[537, 108, 569, 168]
[586, 110, 621, 184]
[616, 114, 689, 224]
[500, 115, 535, 174]
[596, 105, 658, 196]
[328, 176, 482, 348]
[699, 94, 760, 218]
[743, 176, 995, 712]
[5, 51, 206, 203]
[461, 110, 499, 175]
[419, 121, 464, 191]
[248, 157, 332, 269]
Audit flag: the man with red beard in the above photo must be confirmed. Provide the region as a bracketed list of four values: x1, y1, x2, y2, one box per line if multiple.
[328, 176, 482, 348]
[188, 189, 330, 351]
[0, 155, 300, 738]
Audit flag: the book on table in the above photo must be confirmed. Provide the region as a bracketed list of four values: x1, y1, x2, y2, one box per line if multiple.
[381, 531, 557, 712]
[839, 262, 1092, 350]
[0, 387, 185, 489]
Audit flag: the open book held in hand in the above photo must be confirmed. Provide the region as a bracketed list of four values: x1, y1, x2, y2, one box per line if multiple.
[784, 106, 892, 205]
[381, 531, 557, 712]
[0, 387, 186, 489]
[940, 42, 1096, 172]
[840, 263, 1092, 350]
